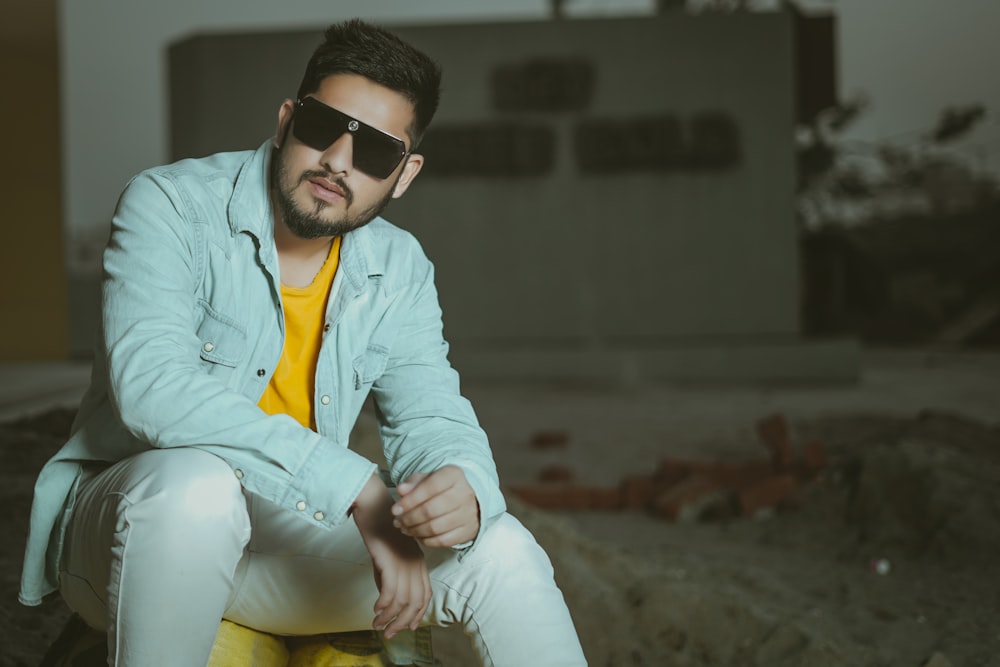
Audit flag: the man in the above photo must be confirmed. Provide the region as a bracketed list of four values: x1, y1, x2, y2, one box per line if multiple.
[20, 19, 586, 666]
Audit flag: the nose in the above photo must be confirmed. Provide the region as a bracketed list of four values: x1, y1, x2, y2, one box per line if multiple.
[319, 132, 353, 175]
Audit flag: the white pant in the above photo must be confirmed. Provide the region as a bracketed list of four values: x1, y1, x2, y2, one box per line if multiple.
[60, 448, 586, 666]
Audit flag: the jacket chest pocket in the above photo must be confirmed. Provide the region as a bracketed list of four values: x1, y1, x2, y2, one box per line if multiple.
[353, 344, 389, 390]
[196, 302, 248, 371]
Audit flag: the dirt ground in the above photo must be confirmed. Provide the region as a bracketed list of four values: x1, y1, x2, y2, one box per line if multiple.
[3, 353, 1000, 666]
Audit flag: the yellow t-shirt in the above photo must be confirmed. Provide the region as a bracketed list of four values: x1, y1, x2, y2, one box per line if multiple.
[257, 237, 341, 429]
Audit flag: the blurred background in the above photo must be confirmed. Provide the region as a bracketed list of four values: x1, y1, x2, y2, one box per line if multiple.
[1, 0, 998, 383]
[2, 5, 999, 663]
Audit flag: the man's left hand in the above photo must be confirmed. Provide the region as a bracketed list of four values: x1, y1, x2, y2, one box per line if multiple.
[392, 466, 480, 548]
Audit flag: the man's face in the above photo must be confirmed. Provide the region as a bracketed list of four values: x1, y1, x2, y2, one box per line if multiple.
[271, 73, 424, 240]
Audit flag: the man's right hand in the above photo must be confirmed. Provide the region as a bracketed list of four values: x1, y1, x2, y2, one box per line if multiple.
[350, 473, 432, 639]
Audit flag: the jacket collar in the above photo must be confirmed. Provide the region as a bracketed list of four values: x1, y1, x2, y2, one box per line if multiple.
[340, 219, 386, 291]
[229, 140, 274, 239]
[229, 139, 387, 288]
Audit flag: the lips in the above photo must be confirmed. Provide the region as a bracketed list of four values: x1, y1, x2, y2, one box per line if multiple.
[306, 176, 346, 203]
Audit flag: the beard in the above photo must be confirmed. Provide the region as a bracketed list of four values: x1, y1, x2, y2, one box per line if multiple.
[270, 142, 399, 240]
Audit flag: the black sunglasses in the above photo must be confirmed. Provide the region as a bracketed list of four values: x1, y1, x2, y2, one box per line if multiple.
[291, 97, 410, 180]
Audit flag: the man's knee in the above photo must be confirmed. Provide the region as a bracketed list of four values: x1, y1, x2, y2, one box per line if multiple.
[62, 448, 251, 623]
[426, 513, 566, 628]
[101, 448, 249, 534]
[465, 513, 556, 580]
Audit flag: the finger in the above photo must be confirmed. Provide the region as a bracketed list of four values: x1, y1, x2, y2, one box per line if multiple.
[372, 566, 395, 613]
[417, 524, 475, 549]
[373, 560, 410, 627]
[384, 601, 409, 638]
[411, 572, 433, 631]
[401, 508, 478, 548]
[384, 575, 422, 639]
[396, 472, 429, 495]
[396, 569, 432, 634]
[385, 601, 415, 638]
[394, 489, 457, 530]
[393, 475, 449, 516]
[375, 594, 404, 634]
[395, 473, 471, 525]
[397, 465, 468, 509]
[395, 503, 465, 539]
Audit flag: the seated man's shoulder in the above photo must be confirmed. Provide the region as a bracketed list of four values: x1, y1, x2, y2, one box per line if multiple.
[365, 217, 428, 257]
[360, 218, 437, 285]
[132, 148, 258, 196]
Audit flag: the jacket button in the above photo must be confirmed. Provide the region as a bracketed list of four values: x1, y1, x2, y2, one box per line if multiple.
[320, 395, 331, 405]
[202, 342, 215, 353]
[313, 511, 325, 521]
[323, 323, 331, 332]
[296, 501, 306, 511]
[234, 469, 244, 479]
[257, 368, 266, 377]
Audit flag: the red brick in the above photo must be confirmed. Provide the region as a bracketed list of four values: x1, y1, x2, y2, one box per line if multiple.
[651, 474, 728, 522]
[619, 475, 658, 510]
[653, 457, 694, 486]
[505, 484, 543, 507]
[755, 413, 796, 471]
[799, 440, 828, 477]
[508, 484, 619, 511]
[563, 486, 599, 510]
[700, 460, 774, 490]
[538, 464, 575, 483]
[529, 430, 570, 449]
[589, 487, 624, 511]
[755, 413, 789, 443]
[736, 474, 799, 517]
[507, 484, 574, 509]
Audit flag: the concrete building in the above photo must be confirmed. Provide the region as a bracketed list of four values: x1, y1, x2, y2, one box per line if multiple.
[167, 11, 854, 382]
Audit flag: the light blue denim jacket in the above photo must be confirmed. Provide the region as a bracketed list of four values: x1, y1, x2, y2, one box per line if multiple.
[19, 141, 505, 606]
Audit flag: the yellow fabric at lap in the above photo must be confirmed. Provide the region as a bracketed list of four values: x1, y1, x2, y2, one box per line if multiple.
[258, 237, 340, 429]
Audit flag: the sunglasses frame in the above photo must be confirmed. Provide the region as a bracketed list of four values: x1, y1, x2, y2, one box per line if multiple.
[291, 97, 411, 180]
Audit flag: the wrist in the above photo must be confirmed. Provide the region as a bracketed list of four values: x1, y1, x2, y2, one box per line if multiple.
[351, 474, 394, 532]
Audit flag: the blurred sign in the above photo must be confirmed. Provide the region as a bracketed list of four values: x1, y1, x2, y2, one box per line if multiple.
[491, 58, 595, 112]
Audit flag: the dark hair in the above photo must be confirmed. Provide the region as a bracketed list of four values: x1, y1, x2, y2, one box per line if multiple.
[296, 19, 442, 145]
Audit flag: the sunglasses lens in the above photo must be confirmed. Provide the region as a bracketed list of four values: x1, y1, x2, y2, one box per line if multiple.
[291, 102, 338, 152]
[292, 99, 406, 180]
[352, 126, 406, 179]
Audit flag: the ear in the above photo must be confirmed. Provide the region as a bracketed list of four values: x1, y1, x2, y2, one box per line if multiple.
[391, 153, 424, 199]
[274, 99, 296, 149]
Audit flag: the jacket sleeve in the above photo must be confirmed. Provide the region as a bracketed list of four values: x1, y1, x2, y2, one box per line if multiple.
[369, 249, 506, 547]
[101, 170, 377, 528]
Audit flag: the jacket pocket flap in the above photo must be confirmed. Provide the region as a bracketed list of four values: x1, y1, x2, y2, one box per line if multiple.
[353, 344, 390, 389]
[197, 303, 247, 368]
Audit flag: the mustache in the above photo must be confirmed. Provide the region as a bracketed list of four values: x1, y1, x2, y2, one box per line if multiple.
[301, 170, 353, 206]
